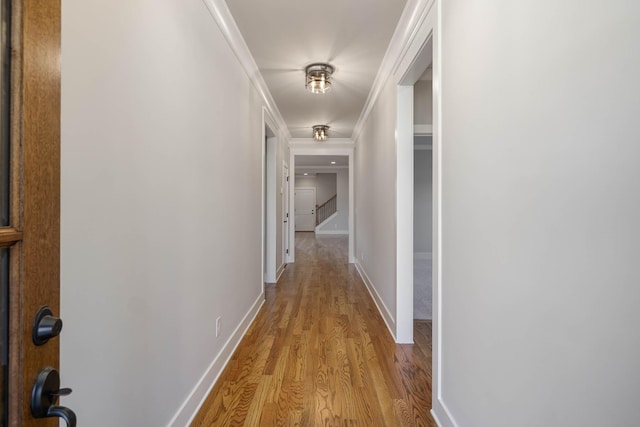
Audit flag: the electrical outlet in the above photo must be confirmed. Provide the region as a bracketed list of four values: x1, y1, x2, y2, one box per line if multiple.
[216, 317, 221, 337]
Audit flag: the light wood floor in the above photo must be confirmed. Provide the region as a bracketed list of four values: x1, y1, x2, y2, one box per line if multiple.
[192, 232, 435, 426]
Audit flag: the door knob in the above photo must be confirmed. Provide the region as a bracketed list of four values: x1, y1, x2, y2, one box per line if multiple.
[31, 367, 76, 427]
[32, 306, 63, 345]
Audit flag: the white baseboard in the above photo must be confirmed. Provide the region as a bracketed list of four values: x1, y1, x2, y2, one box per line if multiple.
[275, 263, 286, 282]
[414, 252, 432, 261]
[354, 260, 396, 340]
[315, 212, 338, 229]
[431, 397, 459, 427]
[315, 229, 348, 235]
[168, 292, 265, 426]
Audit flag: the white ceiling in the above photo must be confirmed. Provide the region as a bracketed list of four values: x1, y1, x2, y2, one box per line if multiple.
[295, 155, 348, 175]
[296, 155, 348, 167]
[225, 0, 408, 139]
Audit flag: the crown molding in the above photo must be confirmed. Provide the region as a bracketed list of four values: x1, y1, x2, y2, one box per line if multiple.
[351, 0, 435, 142]
[295, 165, 349, 172]
[289, 138, 355, 147]
[201, 0, 291, 140]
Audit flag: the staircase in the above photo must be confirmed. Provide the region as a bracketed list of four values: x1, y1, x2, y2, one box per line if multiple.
[316, 194, 337, 226]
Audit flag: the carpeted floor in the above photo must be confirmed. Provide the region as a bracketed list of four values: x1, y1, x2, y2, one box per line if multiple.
[414, 255, 432, 319]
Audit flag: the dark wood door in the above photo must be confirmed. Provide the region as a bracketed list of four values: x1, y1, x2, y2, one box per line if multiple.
[1, 0, 62, 426]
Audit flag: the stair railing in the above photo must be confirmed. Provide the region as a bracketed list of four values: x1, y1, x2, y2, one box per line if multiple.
[316, 194, 337, 226]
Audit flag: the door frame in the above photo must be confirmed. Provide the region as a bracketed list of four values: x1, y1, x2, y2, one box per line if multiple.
[288, 141, 355, 263]
[282, 162, 290, 263]
[395, 35, 434, 345]
[262, 108, 278, 285]
[6, 0, 62, 425]
[391, 0, 447, 423]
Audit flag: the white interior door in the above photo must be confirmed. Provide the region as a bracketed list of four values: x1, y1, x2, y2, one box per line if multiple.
[294, 188, 316, 231]
[283, 164, 290, 260]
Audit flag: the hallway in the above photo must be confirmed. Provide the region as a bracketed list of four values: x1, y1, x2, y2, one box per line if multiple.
[192, 233, 435, 426]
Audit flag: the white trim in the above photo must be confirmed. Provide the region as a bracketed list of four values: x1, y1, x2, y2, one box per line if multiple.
[264, 129, 277, 284]
[431, 399, 459, 427]
[288, 158, 296, 262]
[169, 293, 265, 427]
[354, 260, 396, 340]
[200, 0, 289, 138]
[348, 153, 355, 263]
[352, 0, 436, 141]
[262, 109, 278, 286]
[433, 1, 447, 425]
[276, 263, 286, 282]
[289, 138, 355, 147]
[289, 147, 354, 156]
[295, 165, 349, 171]
[315, 211, 338, 229]
[396, 84, 415, 344]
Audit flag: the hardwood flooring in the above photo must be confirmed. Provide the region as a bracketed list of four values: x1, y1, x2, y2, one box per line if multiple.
[191, 232, 435, 426]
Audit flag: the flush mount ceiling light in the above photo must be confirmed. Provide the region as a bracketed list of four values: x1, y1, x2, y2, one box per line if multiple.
[313, 125, 329, 141]
[305, 63, 334, 94]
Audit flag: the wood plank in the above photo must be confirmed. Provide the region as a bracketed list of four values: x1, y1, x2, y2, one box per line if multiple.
[8, 0, 61, 425]
[191, 233, 435, 426]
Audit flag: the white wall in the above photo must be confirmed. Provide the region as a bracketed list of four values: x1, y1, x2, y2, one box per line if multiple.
[354, 77, 398, 331]
[61, 0, 287, 425]
[294, 175, 316, 189]
[317, 169, 349, 234]
[315, 173, 337, 206]
[436, 1, 640, 426]
[294, 173, 336, 206]
[414, 79, 433, 125]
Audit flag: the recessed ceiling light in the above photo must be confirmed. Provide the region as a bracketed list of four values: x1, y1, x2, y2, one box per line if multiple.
[331, 161, 336, 165]
[303, 173, 308, 176]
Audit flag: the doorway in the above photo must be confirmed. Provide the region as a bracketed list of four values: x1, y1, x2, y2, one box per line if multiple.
[395, 35, 433, 343]
[288, 146, 355, 264]
[263, 122, 277, 284]
[291, 154, 351, 262]
[413, 67, 433, 323]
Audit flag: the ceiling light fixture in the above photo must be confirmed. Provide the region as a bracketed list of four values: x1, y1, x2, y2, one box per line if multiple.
[331, 161, 336, 165]
[305, 63, 334, 94]
[313, 125, 329, 141]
